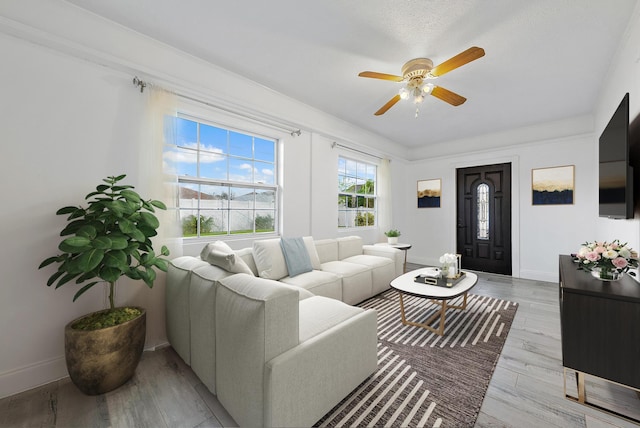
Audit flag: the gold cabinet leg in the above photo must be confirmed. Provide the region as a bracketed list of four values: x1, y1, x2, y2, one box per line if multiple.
[577, 371, 586, 403]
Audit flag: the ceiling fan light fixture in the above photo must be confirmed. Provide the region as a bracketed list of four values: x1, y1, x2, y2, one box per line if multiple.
[399, 86, 409, 99]
[422, 83, 434, 94]
[413, 89, 424, 104]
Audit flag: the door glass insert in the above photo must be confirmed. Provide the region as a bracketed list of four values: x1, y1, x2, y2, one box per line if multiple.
[477, 183, 489, 240]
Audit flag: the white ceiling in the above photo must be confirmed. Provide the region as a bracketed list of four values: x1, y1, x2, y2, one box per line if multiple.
[66, 0, 638, 149]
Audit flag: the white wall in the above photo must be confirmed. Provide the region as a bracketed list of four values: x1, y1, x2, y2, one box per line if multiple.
[0, 0, 405, 398]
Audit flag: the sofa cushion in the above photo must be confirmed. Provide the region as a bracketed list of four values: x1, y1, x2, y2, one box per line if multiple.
[298, 296, 365, 342]
[314, 238, 339, 263]
[280, 270, 342, 301]
[281, 237, 313, 277]
[321, 260, 372, 305]
[343, 254, 395, 295]
[337, 236, 363, 260]
[253, 238, 289, 280]
[200, 241, 253, 275]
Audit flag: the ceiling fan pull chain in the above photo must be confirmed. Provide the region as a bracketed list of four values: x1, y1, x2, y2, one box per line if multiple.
[415, 107, 419, 119]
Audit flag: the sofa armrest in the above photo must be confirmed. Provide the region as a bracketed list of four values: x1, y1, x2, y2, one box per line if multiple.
[166, 256, 210, 364]
[264, 309, 378, 428]
[363, 245, 403, 276]
[216, 274, 302, 427]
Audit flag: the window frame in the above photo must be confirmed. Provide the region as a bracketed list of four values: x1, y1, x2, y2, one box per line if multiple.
[165, 108, 281, 240]
[337, 155, 378, 230]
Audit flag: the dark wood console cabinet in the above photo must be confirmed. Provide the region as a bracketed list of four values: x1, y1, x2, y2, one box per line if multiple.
[559, 254, 640, 420]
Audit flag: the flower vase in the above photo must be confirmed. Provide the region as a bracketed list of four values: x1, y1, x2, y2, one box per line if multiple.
[387, 237, 398, 245]
[591, 267, 622, 281]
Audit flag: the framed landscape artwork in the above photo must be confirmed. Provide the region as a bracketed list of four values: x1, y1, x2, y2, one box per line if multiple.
[531, 165, 575, 205]
[417, 179, 441, 208]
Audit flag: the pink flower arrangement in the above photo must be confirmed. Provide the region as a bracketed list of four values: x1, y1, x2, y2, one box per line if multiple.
[575, 240, 638, 277]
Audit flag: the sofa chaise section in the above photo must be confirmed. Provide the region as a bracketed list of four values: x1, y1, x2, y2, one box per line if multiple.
[215, 273, 378, 428]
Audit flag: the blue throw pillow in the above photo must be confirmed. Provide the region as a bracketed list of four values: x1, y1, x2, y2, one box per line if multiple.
[280, 237, 313, 277]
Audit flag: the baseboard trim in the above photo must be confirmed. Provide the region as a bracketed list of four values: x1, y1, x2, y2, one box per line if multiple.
[0, 355, 68, 400]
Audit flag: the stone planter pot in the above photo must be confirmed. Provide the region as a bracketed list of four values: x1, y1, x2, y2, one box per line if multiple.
[65, 307, 146, 395]
[387, 237, 399, 244]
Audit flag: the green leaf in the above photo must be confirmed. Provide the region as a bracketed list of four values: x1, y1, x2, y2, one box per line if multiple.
[39, 256, 62, 269]
[96, 184, 110, 192]
[76, 225, 97, 239]
[127, 227, 146, 242]
[75, 271, 98, 284]
[77, 249, 105, 272]
[120, 189, 142, 203]
[59, 241, 92, 254]
[46, 270, 65, 287]
[112, 185, 134, 191]
[102, 200, 126, 217]
[139, 212, 160, 229]
[56, 206, 78, 215]
[61, 257, 84, 275]
[99, 266, 122, 283]
[60, 220, 88, 236]
[91, 236, 112, 250]
[72, 281, 100, 302]
[126, 270, 141, 280]
[55, 272, 81, 289]
[138, 225, 157, 238]
[150, 200, 167, 210]
[67, 209, 87, 220]
[153, 258, 169, 272]
[62, 236, 92, 247]
[145, 267, 156, 286]
[113, 174, 127, 182]
[142, 201, 155, 212]
[118, 218, 135, 233]
[161, 245, 170, 256]
[108, 236, 129, 250]
[103, 250, 127, 269]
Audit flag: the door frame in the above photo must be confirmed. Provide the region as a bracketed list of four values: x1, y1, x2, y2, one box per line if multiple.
[447, 155, 520, 278]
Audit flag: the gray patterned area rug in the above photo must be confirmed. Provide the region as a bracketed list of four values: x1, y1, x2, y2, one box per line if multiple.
[315, 289, 518, 428]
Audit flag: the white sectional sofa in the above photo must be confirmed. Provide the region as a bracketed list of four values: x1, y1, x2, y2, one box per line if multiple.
[165, 235, 402, 427]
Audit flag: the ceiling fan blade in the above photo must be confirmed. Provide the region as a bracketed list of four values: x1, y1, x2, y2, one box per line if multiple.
[431, 86, 467, 106]
[429, 46, 485, 77]
[374, 94, 402, 115]
[358, 71, 404, 82]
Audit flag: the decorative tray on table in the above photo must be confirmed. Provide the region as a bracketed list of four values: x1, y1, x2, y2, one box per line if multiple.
[414, 271, 466, 288]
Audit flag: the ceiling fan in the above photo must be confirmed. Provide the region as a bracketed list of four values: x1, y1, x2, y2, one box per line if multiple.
[358, 46, 485, 116]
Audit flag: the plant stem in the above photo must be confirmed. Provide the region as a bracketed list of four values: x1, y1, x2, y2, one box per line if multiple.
[109, 282, 115, 309]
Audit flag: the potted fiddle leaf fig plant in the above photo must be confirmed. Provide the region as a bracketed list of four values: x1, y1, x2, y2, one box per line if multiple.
[38, 174, 170, 395]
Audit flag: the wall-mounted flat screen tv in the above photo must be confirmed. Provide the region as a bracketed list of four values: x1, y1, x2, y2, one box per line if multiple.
[599, 93, 633, 219]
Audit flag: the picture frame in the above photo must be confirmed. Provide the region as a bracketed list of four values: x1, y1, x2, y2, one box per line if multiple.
[417, 179, 441, 208]
[531, 165, 575, 205]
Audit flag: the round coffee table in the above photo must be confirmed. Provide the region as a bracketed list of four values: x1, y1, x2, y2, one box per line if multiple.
[390, 267, 478, 336]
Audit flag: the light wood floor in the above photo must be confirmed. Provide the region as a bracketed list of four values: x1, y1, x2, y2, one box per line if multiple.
[2, 265, 639, 428]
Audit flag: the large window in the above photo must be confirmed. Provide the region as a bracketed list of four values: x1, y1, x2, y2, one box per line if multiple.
[338, 156, 377, 228]
[164, 115, 278, 238]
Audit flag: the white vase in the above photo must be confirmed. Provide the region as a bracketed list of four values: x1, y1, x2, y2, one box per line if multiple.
[387, 237, 398, 244]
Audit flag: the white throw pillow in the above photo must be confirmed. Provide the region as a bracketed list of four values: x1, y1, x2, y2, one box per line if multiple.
[252, 238, 289, 280]
[200, 241, 254, 275]
[302, 236, 322, 270]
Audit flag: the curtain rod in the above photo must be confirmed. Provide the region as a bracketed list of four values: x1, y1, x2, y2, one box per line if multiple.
[331, 141, 384, 160]
[132, 76, 302, 137]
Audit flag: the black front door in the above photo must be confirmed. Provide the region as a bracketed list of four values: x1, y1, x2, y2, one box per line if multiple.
[456, 163, 512, 275]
